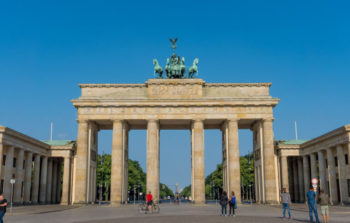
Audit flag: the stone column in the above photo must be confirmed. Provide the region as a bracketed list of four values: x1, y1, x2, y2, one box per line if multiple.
[46, 158, 53, 203]
[39, 156, 48, 203]
[303, 155, 310, 201]
[31, 154, 41, 203]
[192, 119, 205, 204]
[0, 144, 3, 179]
[73, 120, 89, 204]
[3, 146, 14, 199]
[310, 153, 317, 179]
[318, 151, 327, 194]
[111, 120, 125, 205]
[327, 148, 338, 204]
[23, 152, 33, 203]
[292, 158, 299, 202]
[297, 158, 304, 202]
[14, 148, 25, 203]
[336, 145, 348, 204]
[122, 125, 129, 204]
[280, 156, 289, 190]
[146, 119, 160, 203]
[61, 157, 71, 204]
[262, 119, 279, 203]
[56, 160, 62, 203]
[227, 119, 241, 203]
[52, 160, 58, 203]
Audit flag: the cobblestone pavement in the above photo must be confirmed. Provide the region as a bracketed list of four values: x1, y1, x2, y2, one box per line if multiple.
[4, 203, 350, 223]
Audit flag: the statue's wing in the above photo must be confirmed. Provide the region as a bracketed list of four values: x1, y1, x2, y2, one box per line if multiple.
[174, 37, 178, 43]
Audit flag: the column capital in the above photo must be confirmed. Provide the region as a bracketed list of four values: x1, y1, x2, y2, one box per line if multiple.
[77, 119, 89, 124]
[226, 118, 240, 123]
[147, 119, 159, 123]
[262, 118, 274, 122]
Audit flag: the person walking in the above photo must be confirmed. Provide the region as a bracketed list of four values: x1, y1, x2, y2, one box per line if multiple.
[0, 194, 7, 223]
[220, 191, 228, 216]
[280, 188, 292, 219]
[319, 190, 329, 223]
[307, 187, 320, 223]
[229, 191, 236, 216]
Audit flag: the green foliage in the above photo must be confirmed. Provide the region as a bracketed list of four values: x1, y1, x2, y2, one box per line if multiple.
[96, 154, 174, 199]
[181, 152, 254, 199]
[180, 185, 191, 197]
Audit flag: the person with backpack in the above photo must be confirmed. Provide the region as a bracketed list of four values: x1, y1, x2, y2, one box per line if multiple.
[220, 191, 228, 216]
[229, 191, 236, 216]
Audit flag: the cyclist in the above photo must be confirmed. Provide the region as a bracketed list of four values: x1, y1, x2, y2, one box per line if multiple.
[146, 191, 153, 212]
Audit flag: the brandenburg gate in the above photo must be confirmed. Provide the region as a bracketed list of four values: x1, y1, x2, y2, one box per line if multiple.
[71, 40, 280, 205]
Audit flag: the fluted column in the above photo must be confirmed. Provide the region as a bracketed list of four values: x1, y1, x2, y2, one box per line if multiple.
[303, 155, 310, 201]
[31, 154, 41, 203]
[336, 145, 348, 204]
[46, 158, 53, 203]
[111, 120, 125, 205]
[318, 151, 327, 194]
[327, 148, 338, 204]
[52, 160, 58, 203]
[281, 156, 289, 190]
[297, 158, 304, 202]
[3, 146, 14, 199]
[23, 152, 33, 203]
[227, 119, 241, 203]
[262, 119, 279, 203]
[292, 158, 299, 202]
[73, 120, 89, 204]
[57, 160, 62, 203]
[310, 153, 317, 179]
[61, 157, 71, 204]
[146, 119, 160, 203]
[14, 148, 25, 203]
[39, 156, 48, 203]
[0, 144, 3, 179]
[192, 119, 205, 204]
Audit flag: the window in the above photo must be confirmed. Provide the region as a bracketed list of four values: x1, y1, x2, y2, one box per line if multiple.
[2, 155, 6, 166]
[348, 179, 350, 197]
[13, 158, 16, 168]
[325, 159, 328, 167]
[345, 154, 349, 165]
[335, 156, 338, 167]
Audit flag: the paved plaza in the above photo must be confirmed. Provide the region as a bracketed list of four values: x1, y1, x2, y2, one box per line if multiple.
[4, 203, 350, 223]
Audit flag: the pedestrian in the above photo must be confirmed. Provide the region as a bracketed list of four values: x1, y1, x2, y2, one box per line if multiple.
[280, 188, 291, 219]
[0, 194, 7, 223]
[319, 189, 329, 223]
[307, 187, 320, 223]
[229, 191, 236, 216]
[220, 191, 228, 216]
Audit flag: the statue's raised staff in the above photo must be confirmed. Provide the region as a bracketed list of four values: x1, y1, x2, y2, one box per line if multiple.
[188, 58, 199, 78]
[153, 59, 163, 78]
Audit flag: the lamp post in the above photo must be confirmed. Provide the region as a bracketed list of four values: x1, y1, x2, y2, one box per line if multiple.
[10, 178, 15, 215]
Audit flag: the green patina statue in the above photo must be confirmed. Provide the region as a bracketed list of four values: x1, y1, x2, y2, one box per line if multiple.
[153, 38, 199, 79]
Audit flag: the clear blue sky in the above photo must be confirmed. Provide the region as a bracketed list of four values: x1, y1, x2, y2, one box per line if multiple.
[1, 1, 349, 191]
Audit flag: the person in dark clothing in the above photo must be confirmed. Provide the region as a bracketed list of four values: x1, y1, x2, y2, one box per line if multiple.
[220, 191, 228, 216]
[0, 194, 7, 223]
[229, 191, 236, 216]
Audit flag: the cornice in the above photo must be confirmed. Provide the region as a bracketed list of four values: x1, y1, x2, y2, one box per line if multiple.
[79, 84, 146, 88]
[301, 125, 350, 148]
[205, 83, 272, 87]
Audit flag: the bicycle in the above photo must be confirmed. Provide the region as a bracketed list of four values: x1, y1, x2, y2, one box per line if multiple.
[138, 202, 160, 214]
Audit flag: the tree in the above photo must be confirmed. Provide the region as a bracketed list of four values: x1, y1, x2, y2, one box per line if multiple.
[96, 154, 174, 200]
[180, 152, 254, 200]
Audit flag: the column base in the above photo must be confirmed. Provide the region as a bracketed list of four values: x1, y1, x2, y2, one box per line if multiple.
[110, 201, 123, 206]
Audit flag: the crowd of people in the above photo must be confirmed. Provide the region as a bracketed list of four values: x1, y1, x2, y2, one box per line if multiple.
[280, 187, 330, 223]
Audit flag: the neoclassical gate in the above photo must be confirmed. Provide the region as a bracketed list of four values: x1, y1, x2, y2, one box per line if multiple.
[71, 78, 280, 205]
